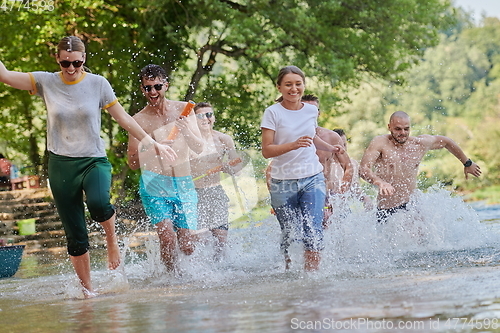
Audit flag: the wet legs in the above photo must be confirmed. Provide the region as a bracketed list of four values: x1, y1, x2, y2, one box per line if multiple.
[304, 250, 320, 271]
[70, 252, 96, 298]
[70, 213, 121, 298]
[156, 220, 195, 271]
[211, 229, 228, 261]
[100, 213, 121, 270]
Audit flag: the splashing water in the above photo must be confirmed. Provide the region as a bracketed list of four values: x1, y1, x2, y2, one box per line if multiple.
[111, 185, 500, 288]
[3, 186, 500, 332]
[321, 186, 499, 278]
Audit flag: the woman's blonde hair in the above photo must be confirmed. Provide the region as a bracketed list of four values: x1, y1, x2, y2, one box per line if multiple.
[276, 65, 305, 86]
[275, 65, 306, 102]
[57, 36, 85, 54]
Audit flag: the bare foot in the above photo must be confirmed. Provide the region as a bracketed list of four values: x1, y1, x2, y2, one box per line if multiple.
[285, 255, 292, 270]
[83, 288, 98, 299]
[304, 250, 320, 271]
[107, 241, 121, 270]
[162, 255, 177, 273]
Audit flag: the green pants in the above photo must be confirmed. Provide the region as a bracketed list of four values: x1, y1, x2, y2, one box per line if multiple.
[48, 152, 115, 256]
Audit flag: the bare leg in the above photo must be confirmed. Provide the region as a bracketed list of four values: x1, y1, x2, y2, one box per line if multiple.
[189, 228, 209, 245]
[211, 229, 228, 261]
[322, 206, 333, 230]
[156, 220, 178, 271]
[177, 228, 195, 256]
[70, 252, 96, 298]
[304, 250, 320, 271]
[100, 213, 120, 270]
[285, 254, 292, 270]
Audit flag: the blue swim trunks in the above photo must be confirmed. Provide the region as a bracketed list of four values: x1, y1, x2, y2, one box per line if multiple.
[139, 170, 198, 230]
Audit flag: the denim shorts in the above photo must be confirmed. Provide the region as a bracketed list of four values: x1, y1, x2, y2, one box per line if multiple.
[269, 172, 326, 253]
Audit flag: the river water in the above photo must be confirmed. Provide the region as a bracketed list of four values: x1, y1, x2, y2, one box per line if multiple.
[2, 187, 500, 332]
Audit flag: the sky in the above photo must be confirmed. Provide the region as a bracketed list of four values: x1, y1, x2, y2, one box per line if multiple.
[453, 0, 500, 22]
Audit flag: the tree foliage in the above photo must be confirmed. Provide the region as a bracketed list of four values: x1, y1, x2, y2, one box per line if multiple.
[0, 0, 455, 201]
[333, 15, 500, 193]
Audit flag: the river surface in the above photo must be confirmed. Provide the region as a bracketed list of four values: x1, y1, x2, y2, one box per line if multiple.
[2, 188, 500, 332]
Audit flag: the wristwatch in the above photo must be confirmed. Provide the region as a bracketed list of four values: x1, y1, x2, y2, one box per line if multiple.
[463, 159, 473, 167]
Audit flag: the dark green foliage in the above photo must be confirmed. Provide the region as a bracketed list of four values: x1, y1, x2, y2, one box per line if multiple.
[0, 0, 456, 202]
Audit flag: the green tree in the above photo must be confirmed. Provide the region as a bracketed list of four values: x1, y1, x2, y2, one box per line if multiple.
[0, 0, 457, 201]
[333, 16, 500, 192]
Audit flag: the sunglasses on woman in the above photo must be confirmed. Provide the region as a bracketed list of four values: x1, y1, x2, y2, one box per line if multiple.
[196, 112, 213, 119]
[59, 60, 84, 68]
[142, 84, 164, 92]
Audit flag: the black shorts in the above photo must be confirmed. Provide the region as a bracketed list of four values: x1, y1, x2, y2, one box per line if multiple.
[196, 185, 229, 230]
[376, 203, 408, 224]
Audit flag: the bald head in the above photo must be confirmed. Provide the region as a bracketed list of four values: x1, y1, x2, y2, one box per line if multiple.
[388, 111, 411, 144]
[389, 111, 410, 123]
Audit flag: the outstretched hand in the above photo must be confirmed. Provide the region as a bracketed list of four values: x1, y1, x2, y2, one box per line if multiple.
[174, 116, 189, 133]
[464, 162, 481, 179]
[338, 181, 350, 194]
[153, 141, 177, 163]
[331, 144, 346, 154]
[378, 181, 396, 196]
[294, 136, 314, 149]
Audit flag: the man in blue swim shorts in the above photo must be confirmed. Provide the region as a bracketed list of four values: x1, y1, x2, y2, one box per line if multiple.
[128, 64, 204, 272]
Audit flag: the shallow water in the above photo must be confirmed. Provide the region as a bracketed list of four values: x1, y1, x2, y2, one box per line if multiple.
[3, 188, 500, 332]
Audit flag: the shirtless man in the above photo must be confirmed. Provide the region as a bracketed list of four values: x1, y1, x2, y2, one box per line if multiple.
[301, 95, 353, 226]
[359, 111, 481, 223]
[127, 64, 204, 271]
[329, 129, 372, 212]
[189, 102, 243, 260]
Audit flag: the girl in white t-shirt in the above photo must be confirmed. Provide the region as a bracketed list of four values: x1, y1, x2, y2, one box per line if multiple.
[261, 66, 343, 271]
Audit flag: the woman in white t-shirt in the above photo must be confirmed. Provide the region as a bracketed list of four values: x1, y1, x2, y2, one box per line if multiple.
[0, 36, 176, 298]
[261, 65, 344, 271]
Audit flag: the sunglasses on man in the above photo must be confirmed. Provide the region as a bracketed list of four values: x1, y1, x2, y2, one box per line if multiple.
[59, 60, 84, 68]
[142, 84, 164, 92]
[195, 112, 213, 119]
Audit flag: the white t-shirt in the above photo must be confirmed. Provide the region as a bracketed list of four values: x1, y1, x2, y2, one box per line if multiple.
[261, 102, 323, 180]
[29, 71, 117, 157]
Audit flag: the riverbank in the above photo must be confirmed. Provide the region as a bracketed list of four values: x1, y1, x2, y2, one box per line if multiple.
[462, 185, 500, 204]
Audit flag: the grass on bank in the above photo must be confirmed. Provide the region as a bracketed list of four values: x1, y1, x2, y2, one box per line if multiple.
[230, 182, 500, 231]
[464, 185, 500, 204]
[230, 201, 273, 229]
